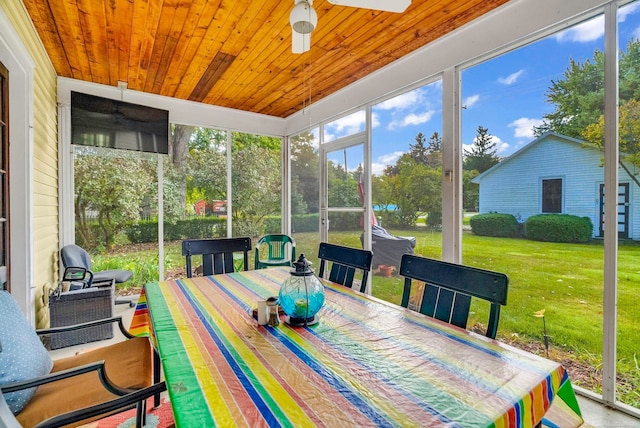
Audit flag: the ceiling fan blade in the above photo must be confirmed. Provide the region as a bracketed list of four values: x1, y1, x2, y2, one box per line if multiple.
[292, 31, 311, 54]
[327, 0, 410, 13]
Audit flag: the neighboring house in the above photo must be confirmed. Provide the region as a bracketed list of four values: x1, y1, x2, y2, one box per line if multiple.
[472, 132, 640, 240]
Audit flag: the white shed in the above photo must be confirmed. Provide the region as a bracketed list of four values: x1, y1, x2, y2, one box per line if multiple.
[472, 132, 640, 240]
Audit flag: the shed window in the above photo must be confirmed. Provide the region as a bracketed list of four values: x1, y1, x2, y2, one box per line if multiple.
[542, 178, 562, 213]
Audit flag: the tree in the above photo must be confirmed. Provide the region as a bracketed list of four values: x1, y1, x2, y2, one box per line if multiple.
[582, 99, 640, 187]
[407, 131, 442, 168]
[539, 39, 640, 184]
[290, 132, 320, 214]
[187, 127, 227, 206]
[372, 130, 444, 227]
[391, 155, 441, 226]
[534, 54, 605, 138]
[463, 126, 500, 173]
[372, 174, 393, 210]
[169, 124, 195, 216]
[462, 169, 479, 212]
[74, 148, 155, 249]
[426, 131, 442, 168]
[231, 137, 282, 237]
[536, 39, 640, 141]
[409, 132, 429, 164]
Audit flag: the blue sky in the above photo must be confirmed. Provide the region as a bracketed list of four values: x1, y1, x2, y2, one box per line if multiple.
[324, 4, 640, 176]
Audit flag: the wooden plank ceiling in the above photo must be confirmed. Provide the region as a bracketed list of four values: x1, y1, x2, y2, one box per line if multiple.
[24, 0, 508, 118]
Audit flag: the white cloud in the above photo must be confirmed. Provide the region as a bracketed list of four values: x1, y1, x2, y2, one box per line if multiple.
[371, 112, 381, 129]
[619, 3, 640, 23]
[372, 151, 404, 175]
[464, 135, 510, 156]
[555, 16, 603, 43]
[387, 110, 435, 130]
[555, 6, 640, 43]
[379, 151, 404, 163]
[462, 94, 479, 109]
[494, 137, 510, 155]
[508, 117, 544, 139]
[375, 89, 422, 111]
[498, 70, 524, 86]
[462, 143, 474, 154]
[325, 110, 366, 139]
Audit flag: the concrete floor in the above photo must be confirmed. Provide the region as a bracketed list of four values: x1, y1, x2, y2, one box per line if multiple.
[49, 296, 640, 428]
[576, 395, 640, 427]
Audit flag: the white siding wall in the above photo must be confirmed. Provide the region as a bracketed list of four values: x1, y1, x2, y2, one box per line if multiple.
[1, 1, 59, 326]
[477, 135, 640, 239]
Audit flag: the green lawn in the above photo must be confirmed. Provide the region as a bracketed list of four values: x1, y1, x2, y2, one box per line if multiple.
[94, 230, 640, 406]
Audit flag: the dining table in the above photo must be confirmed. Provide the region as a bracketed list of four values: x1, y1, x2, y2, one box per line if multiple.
[130, 266, 586, 428]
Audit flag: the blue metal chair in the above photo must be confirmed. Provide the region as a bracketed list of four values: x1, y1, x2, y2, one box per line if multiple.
[317, 243, 373, 293]
[399, 254, 509, 339]
[182, 237, 252, 276]
[254, 234, 296, 269]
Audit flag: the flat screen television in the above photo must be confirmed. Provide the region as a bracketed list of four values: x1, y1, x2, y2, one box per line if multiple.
[71, 91, 169, 154]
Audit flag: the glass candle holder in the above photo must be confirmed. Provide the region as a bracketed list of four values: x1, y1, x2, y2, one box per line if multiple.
[278, 254, 325, 326]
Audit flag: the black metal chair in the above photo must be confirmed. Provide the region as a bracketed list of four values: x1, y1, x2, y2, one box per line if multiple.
[182, 237, 252, 277]
[399, 254, 509, 339]
[317, 243, 373, 293]
[60, 244, 135, 307]
[0, 291, 165, 428]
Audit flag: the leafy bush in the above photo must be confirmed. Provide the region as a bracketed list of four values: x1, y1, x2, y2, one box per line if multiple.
[469, 213, 518, 237]
[124, 221, 158, 243]
[124, 217, 227, 244]
[292, 214, 319, 233]
[426, 211, 442, 227]
[263, 216, 281, 234]
[524, 214, 593, 243]
[232, 218, 263, 238]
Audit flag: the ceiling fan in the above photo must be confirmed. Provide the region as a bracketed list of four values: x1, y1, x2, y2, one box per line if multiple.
[290, 0, 411, 53]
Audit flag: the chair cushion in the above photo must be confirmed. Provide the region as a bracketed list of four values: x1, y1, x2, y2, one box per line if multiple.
[92, 269, 133, 284]
[16, 336, 152, 428]
[0, 291, 54, 414]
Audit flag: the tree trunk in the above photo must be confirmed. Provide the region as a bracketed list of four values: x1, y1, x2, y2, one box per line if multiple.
[170, 125, 195, 215]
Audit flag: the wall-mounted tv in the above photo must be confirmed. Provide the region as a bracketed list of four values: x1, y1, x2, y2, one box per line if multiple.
[71, 91, 169, 154]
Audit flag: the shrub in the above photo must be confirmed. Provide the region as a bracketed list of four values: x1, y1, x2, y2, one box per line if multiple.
[426, 211, 442, 228]
[293, 214, 319, 233]
[263, 216, 282, 234]
[124, 217, 227, 244]
[524, 214, 593, 243]
[469, 213, 518, 237]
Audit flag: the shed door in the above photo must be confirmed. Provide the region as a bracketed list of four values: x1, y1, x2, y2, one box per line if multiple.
[599, 183, 629, 239]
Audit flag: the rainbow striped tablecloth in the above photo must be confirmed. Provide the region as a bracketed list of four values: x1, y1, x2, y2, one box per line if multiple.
[136, 267, 585, 428]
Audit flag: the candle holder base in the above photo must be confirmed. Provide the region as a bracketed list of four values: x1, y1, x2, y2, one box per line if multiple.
[284, 314, 320, 326]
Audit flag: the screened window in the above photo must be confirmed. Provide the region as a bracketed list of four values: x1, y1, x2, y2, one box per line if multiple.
[542, 178, 562, 213]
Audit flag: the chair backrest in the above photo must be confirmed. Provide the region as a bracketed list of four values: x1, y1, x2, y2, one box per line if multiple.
[254, 234, 296, 268]
[182, 237, 252, 277]
[60, 244, 92, 270]
[317, 243, 373, 293]
[60, 244, 95, 287]
[399, 254, 508, 339]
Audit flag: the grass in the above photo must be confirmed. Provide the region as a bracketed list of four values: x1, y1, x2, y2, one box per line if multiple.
[93, 229, 640, 407]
